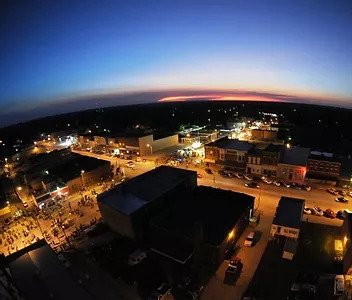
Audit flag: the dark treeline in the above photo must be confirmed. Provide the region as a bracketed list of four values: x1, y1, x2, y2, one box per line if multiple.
[0, 101, 351, 156]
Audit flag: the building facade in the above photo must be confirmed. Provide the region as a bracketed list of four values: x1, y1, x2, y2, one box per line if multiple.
[277, 146, 310, 183]
[205, 138, 254, 171]
[307, 152, 341, 180]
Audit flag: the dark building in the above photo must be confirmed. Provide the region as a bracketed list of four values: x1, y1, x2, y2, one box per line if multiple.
[246, 143, 283, 177]
[97, 166, 197, 241]
[150, 186, 254, 266]
[341, 212, 352, 274]
[277, 146, 310, 183]
[270, 197, 304, 260]
[21, 149, 110, 206]
[307, 151, 341, 181]
[0, 240, 92, 300]
[205, 137, 254, 171]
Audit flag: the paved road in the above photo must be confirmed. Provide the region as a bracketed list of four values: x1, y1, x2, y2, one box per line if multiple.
[71, 150, 347, 300]
[3, 148, 347, 299]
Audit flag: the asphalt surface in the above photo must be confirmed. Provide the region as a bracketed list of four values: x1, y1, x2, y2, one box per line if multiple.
[2, 148, 348, 300]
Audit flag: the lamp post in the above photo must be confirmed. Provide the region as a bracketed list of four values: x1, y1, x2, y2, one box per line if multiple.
[147, 144, 153, 155]
[81, 170, 85, 188]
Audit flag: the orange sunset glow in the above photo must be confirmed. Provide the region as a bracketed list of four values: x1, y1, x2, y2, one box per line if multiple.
[159, 93, 284, 103]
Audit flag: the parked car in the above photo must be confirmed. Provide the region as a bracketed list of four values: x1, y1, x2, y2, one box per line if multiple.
[126, 161, 135, 168]
[327, 188, 338, 195]
[282, 182, 291, 188]
[312, 207, 324, 216]
[335, 197, 348, 203]
[148, 283, 171, 300]
[234, 173, 243, 179]
[205, 168, 213, 174]
[291, 182, 302, 190]
[303, 207, 312, 215]
[336, 210, 346, 220]
[135, 157, 141, 162]
[224, 256, 243, 285]
[244, 182, 260, 189]
[244, 174, 253, 181]
[128, 249, 147, 266]
[338, 190, 347, 196]
[22, 201, 28, 208]
[261, 176, 272, 184]
[273, 181, 281, 187]
[244, 231, 255, 247]
[334, 275, 345, 296]
[291, 273, 318, 297]
[302, 185, 311, 191]
[324, 208, 336, 219]
[197, 173, 203, 178]
[218, 170, 229, 177]
[186, 283, 204, 300]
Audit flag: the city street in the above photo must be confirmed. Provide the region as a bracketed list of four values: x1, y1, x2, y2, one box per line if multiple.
[1, 148, 347, 300]
[69, 150, 346, 300]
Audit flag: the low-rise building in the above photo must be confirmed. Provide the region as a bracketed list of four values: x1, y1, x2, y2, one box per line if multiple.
[0, 240, 92, 300]
[97, 166, 197, 241]
[277, 146, 310, 183]
[205, 137, 254, 171]
[150, 186, 254, 266]
[341, 212, 352, 274]
[307, 151, 341, 181]
[270, 197, 304, 240]
[81, 132, 179, 156]
[20, 149, 110, 205]
[270, 197, 305, 260]
[179, 130, 218, 145]
[246, 144, 283, 177]
[251, 129, 278, 141]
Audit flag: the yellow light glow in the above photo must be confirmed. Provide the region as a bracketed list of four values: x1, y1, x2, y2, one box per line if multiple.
[228, 230, 234, 240]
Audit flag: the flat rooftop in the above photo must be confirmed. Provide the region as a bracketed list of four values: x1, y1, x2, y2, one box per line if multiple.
[273, 197, 305, 229]
[263, 143, 283, 153]
[4, 240, 92, 300]
[98, 166, 196, 215]
[153, 186, 254, 246]
[279, 146, 310, 166]
[48, 153, 109, 182]
[206, 137, 254, 152]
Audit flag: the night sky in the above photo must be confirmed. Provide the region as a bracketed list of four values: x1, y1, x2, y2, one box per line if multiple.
[1, 0, 352, 125]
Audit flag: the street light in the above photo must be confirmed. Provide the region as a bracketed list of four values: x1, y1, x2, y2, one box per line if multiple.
[17, 186, 22, 191]
[81, 170, 85, 187]
[147, 144, 153, 154]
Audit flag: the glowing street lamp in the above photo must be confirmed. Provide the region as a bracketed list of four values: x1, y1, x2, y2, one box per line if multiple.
[17, 186, 22, 191]
[81, 170, 85, 187]
[147, 144, 153, 154]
